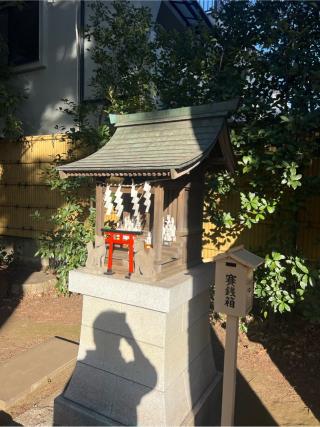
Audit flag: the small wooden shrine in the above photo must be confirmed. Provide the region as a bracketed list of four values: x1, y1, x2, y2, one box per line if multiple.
[58, 100, 237, 281]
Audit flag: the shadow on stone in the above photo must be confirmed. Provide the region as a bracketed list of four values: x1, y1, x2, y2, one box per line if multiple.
[54, 310, 157, 426]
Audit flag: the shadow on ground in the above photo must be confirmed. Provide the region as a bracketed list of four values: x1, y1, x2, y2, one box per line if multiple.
[0, 410, 22, 426]
[247, 318, 320, 422]
[210, 327, 277, 426]
[0, 260, 43, 331]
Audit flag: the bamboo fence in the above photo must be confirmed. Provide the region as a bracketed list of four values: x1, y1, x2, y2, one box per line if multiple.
[0, 135, 319, 261]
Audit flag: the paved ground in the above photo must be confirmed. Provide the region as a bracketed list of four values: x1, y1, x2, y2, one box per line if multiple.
[0, 292, 82, 363]
[0, 363, 75, 426]
[0, 337, 78, 411]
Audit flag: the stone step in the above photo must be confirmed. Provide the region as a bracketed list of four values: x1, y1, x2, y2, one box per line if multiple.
[9, 270, 57, 297]
[163, 243, 183, 259]
[159, 260, 184, 278]
[161, 247, 178, 257]
[0, 337, 78, 410]
[160, 256, 179, 266]
[106, 248, 129, 260]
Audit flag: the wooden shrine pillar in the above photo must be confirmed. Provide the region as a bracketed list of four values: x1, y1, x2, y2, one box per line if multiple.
[176, 180, 189, 265]
[175, 171, 205, 267]
[95, 181, 104, 236]
[153, 185, 164, 273]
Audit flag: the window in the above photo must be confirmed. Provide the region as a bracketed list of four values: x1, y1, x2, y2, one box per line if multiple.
[0, 1, 40, 68]
[169, 1, 212, 28]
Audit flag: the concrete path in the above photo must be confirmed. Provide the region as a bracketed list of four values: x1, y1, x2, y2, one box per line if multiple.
[0, 337, 78, 411]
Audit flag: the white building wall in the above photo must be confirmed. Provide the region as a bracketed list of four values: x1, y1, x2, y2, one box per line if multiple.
[14, 0, 185, 136]
[16, 0, 79, 136]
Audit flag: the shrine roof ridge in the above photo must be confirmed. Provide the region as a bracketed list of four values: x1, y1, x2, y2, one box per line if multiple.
[57, 99, 238, 179]
[109, 99, 239, 127]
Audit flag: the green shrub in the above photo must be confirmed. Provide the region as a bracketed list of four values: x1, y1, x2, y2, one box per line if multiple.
[36, 202, 95, 294]
[254, 252, 317, 318]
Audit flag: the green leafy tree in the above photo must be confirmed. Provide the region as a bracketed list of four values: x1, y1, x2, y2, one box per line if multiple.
[87, 0, 156, 114]
[212, 1, 320, 318]
[155, 0, 320, 318]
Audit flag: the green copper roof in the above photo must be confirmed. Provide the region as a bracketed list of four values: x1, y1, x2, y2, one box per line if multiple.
[58, 99, 238, 179]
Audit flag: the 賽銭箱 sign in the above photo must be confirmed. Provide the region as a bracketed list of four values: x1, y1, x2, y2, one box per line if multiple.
[214, 245, 264, 427]
[214, 245, 264, 317]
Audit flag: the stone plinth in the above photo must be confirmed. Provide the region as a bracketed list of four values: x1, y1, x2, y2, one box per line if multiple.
[54, 264, 221, 426]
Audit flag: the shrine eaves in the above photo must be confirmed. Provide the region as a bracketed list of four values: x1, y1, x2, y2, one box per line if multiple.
[57, 99, 238, 179]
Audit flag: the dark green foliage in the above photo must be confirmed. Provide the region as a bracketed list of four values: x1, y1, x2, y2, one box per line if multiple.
[211, 1, 320, 319]
[154, 24, 222, 107]
[87, 0, 156, 113]
[55, 99, 110, 150]
[35, 201, 95, 294]
[34, 160, 96, 294]
[254, 252, 316, 318]
[155, 0, 320, 319]
[0, 32, 24, 139]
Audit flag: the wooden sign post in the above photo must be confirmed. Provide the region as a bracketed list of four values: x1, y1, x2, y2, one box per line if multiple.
[214, 246, 264, 426]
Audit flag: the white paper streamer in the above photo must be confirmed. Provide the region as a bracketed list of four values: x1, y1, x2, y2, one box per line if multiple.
[163, 215, 176, 243]
[131, 184, 140, 217]
[114, 184, 124, 218]
[104, 185, 113, 215]
[143, 181, 151, 213]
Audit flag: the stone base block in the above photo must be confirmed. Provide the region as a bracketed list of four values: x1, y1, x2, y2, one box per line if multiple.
[54, 374, 222, 427]
[54, 395, 119, 426]
[54, 264, 221, 426]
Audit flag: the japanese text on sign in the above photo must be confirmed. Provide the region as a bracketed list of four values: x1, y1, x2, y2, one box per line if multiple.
[225, 273, 236, 308]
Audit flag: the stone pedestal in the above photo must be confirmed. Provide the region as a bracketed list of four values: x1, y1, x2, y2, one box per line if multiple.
[54, 264, 221, 426]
